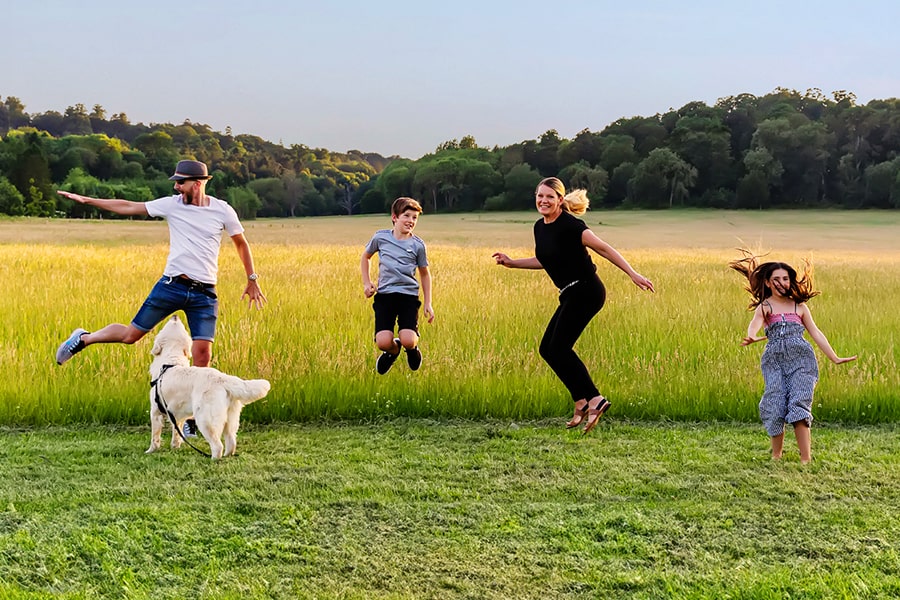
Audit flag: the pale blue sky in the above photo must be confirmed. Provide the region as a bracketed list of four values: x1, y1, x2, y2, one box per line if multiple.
[4, 0, 898, 158]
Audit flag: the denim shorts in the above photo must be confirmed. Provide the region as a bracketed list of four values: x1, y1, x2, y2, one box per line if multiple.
[132, 276, 219, 341]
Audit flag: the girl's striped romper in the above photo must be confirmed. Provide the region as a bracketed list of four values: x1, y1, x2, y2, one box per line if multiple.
[758, 309, 819, 436]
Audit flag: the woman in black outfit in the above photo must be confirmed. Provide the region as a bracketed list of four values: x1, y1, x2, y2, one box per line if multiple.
[492, 177, 655, 433]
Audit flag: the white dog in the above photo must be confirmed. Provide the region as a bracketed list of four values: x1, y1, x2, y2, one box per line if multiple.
[146, 315, 270, 459]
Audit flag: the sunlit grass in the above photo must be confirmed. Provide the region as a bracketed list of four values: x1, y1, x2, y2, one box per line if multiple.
[2, 215, 898, 425]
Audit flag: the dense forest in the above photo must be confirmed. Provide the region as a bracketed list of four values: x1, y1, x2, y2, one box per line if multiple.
[1, 87, 899, 219]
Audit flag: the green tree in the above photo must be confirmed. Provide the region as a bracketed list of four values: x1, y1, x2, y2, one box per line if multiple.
[736, 171, 770, 209]
[457, 158, 502, 210]
[412, 156, 500, 212]
[10, 132, 53, 202]
[0, 176, 25, 215]
[4, 96, 29, 129]
[607, 162, 636, 207]
[737, 148, 784, 209]
[834, 152, 865, 208]
[667, 116, 732, 195]
[283, 171, 316, 217]
[459, 135, 477, 149]
[52, 146, 97, 181]
[23, 179, 55, 216]
[557, 129, 603, 168]
[412, 158, 456, 212]
[248, 177, 287, 217]
[597, 134, 638, 173]
[501, 163, 542, 210]
[602, 116, 668, 157]
[62, 104, 92, 135]
[304, 180, 332, 215]
[89, 104, 106, 120]
[61, 167, 102, 195]
[863, 159, 900, 208]
[0, 99, 8, 135]
[752, 116, 831, 205]
[226, 186, 262, 220]
[376, 160, 416, 202]
[716, 93, 759, 161]
[629, 148, 696, 208]
[133, 131, 179, 172]
[31, 111, 65, 137]
[360, 187, 388, 213]
[523, 130, 561, 176]
[497, 145, 525, 175]
[104, 112, 139, 141]
[559, 162, 608, 203]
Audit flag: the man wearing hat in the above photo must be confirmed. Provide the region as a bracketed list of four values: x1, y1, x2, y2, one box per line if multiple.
[55, 159, 266, 379]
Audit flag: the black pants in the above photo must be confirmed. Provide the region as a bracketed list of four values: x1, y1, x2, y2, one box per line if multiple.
[539, 275, 606, 402]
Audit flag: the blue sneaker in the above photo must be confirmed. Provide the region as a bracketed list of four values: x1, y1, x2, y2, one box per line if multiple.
[183, 419, 198, 438]
[376, 338, 401, 375]
[56, 328, 88, 365]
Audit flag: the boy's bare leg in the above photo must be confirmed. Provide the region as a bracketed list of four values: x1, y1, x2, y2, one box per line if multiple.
[398, 329, 419, 350]
[374, 330, 401, 375]
[375, 331, 399, 354]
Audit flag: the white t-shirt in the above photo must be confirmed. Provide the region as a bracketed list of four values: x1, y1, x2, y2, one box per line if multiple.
[144, 195, 244, 284]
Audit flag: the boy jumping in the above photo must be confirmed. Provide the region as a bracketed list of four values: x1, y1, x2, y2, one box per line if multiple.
[361, 197, 434, 374]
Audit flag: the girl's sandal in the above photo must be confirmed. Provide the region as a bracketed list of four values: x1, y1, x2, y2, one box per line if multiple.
[582, 396, 611, 435]
[566, 400, 589, 429]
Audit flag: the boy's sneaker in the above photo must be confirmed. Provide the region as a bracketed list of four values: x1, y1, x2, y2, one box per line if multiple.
[182, 419, 198, 438]
[376, 338, 401, 375]
[56, 328, 88, 365]
[406, 346, 422, 371]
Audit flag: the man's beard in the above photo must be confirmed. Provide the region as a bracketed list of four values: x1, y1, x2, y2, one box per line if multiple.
[182, 187, 198, 204]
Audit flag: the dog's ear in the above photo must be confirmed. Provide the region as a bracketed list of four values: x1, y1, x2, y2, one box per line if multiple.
[151, 338, 162, 356]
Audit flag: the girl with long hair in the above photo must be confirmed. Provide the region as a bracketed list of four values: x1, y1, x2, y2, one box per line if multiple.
[730, 250, 856, 463]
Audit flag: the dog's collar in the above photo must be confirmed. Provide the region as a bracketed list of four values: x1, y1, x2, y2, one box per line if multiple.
[150, 363, 177, 389]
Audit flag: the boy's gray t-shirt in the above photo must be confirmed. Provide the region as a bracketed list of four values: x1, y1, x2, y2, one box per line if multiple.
[365, 229, 428, 296]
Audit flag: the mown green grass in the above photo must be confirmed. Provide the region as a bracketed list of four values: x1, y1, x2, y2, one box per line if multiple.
[2, 212, 900, 599]
[2, 420, 900, 599]
[1, 212, 898, 425]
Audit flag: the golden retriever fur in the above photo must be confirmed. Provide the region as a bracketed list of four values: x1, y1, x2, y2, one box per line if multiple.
[146, 315, 270, 459]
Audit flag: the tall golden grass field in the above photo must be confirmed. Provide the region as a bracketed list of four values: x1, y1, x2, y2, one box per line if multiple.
[1, 210, 897, 425]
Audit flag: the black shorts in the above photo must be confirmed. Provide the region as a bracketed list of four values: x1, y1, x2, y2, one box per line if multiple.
[373, 292, 420, 336]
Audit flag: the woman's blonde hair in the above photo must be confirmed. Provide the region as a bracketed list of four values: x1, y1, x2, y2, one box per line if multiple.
[536, 177, 590, 216]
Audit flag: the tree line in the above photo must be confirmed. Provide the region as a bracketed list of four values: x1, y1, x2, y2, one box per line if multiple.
[1, 87, 899, 219]
[0, 99, 388, 218]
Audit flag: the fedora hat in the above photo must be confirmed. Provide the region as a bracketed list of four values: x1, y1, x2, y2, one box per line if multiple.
[169, 160, 213, 181]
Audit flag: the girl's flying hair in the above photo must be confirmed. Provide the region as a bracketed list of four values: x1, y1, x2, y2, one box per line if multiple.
[729, 249, 820, 309]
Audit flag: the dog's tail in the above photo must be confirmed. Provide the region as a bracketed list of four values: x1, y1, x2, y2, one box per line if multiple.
[226, 378, 271, 405]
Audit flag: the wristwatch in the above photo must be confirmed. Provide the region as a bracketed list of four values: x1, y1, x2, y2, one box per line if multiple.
[248, 273, 259, 282]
